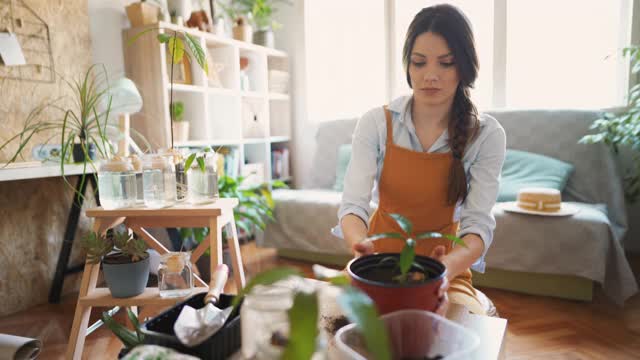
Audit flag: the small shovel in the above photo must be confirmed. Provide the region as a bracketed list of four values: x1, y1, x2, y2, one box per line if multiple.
[174, 264, 233, 347]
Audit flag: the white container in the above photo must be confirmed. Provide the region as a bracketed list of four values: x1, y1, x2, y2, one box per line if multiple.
[98, 157, 138, 210]
[334, 309, 480, 360]
[142, 154, 177, 209]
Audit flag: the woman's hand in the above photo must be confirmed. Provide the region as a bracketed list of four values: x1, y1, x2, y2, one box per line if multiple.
[352, 240, 375, 257]
[430, 245, 449, 316]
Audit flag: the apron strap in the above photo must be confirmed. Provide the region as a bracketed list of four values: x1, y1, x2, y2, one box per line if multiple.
[383, 106, 393, 145]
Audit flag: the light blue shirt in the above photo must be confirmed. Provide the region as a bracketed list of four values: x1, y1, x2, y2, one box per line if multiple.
[332, 95, 506, 273]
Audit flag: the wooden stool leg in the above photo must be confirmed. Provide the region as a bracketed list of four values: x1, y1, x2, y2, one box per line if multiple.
[65, 262, 100, 360]
[210, 217, 223, 279]
[226, 217, 246, 289]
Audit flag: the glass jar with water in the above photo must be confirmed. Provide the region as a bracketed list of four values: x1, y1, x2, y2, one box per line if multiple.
[98, 157, 138, 210]
[158, 252, 193, 298]
[186, 151, 219, 204]
[142, 154, 177, 209]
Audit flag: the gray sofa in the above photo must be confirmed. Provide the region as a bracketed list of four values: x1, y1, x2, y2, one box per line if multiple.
[261, 109, 638, 305]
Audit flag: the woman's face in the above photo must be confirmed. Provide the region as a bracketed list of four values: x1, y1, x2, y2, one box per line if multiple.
[408, 32, 460, 107]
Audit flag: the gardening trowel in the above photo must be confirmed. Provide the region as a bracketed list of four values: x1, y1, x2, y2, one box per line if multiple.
[174, 264, 233, 347]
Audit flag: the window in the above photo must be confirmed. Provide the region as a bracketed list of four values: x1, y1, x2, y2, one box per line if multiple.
[305, 0, 386, 122]
[392, 0, 633, 109]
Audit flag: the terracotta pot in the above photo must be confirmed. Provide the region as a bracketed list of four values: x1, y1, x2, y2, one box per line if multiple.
[125, 2, 159, 27]
[172, 121, 189, 142]
[347, 253, 446, 314]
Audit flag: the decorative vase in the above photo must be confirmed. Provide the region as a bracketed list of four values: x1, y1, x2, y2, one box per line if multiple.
[158, 252, 193, 298]
[167, 0, 191, 19]
[125, 2, 159, 27]
[233, 18, 253, 43]
[172, 121, 190, 142]
[253, 29, 275, 48]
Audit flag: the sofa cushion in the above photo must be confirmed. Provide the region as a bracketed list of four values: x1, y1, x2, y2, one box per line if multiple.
[497, 149, 574, 202]
[333, 144, 352, 192]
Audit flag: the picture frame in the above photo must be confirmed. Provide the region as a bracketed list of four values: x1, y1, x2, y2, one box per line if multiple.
[166, 55, 192, 85]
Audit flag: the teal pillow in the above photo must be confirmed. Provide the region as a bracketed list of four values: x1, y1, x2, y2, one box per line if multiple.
[333, 144, 352, 192]
[497, 149, 574, 202]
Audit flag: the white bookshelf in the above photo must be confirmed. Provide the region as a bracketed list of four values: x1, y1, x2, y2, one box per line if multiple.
[122, 22, 292, 184]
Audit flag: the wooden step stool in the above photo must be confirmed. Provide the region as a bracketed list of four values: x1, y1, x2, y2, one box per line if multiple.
[66, 198, 245, 360]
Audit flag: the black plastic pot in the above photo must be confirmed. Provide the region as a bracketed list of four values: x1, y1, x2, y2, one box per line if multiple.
[72, 143, 96, 163]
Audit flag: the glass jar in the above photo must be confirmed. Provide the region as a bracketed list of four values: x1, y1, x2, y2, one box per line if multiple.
[98, 157, 138, 210]
[158, 252, 193, 298]
[142, 154, 177, 209]
[129, 154, 144, 204]
[186, 153, 219, 205]
[241, 285, 294, 359]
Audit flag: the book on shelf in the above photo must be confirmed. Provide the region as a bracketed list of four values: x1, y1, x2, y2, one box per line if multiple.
[271, 148, 290, 180]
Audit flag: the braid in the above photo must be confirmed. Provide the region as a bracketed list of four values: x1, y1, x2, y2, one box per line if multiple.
[447, 86, 479, 205]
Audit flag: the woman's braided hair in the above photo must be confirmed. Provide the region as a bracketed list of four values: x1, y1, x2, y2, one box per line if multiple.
[403, 4, 480, 205]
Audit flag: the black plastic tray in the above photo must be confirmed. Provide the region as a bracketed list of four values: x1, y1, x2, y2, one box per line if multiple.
[140, 292, 241, 359]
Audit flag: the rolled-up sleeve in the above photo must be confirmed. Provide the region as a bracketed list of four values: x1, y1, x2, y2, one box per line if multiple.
[332, 110, 381, 238]
[458, 126, 506, 273]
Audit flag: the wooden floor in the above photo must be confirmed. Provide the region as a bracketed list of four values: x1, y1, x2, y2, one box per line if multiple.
[1, 243, 639, 359]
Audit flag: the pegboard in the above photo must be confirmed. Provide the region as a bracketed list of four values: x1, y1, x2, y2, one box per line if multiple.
[0, 0, 54, 83]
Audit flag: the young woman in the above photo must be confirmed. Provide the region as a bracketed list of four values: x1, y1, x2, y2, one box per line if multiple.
[334, 4, 506, 315]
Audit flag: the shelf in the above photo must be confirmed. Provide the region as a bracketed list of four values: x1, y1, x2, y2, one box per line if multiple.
[269, 136, 290, 143]
[243, 138, 269, 144]
[0, 162, 97, 182]
[208, 87, 237, 96]
[175, 139, 242, 147]
[79, 287, 209, 307]
[241, 91, 266, 99]
[168, 83, 205, 93]
[269, 93, 290, 101]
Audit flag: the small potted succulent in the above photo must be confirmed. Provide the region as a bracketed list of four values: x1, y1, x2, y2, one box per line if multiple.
[346, 213, 466, 315]
[80, 230, 150, 298]
[170, 101, 188, 142]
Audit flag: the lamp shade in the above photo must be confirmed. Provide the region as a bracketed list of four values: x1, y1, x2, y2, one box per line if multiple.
[101, 77, 143, 115]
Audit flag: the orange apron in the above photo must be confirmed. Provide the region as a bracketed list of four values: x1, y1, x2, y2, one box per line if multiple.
[367, 106, 485, 315]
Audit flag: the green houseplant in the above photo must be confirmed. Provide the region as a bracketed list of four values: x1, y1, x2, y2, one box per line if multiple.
[237, 0, 291, 47]
[80, 230, 150, 298]
[101, 307, 145, 358]
[171, 101, 190, 142]
[580, 45, 640, 203]
[347, 213, 465, 315]
[0, 65, 129, 193]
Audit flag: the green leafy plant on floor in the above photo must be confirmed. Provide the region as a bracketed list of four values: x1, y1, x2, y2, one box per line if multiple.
[366, 213, 466, 283]
[231, 267, 393, 360]
[80, 230, 148, 264]
[102, 307, 145, 350]
[580, 45, 640, 203]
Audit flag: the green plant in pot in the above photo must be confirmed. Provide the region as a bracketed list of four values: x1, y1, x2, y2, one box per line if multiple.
[80, 230, 150, 298]
[580, 45, 640, 203]
[347, 213, 465, 315]
[0, 65, 137, 195]
[101, 307, 145, 358]
[234, 0, 291, 48]
[183, 146, 220, 205]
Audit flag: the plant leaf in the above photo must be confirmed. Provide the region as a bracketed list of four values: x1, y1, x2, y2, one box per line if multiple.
[389, 213, 412, 236]
[338, 287, 392, 360]
[101, 311, 139, 348]
[444, 234, 467, 248]
[282, 292, 318, 360]
[327, 274, 350, 286]
[399, 238, 416, 279]
[232, 267, 302, 308]
[184, 32, 208, 74]
[167, 36, 185, 64]
[126, 308, 144, 342]
[365, 232, 404, 242]
[196, 156, 206, 172]
[184, 153, 197, 171]
[157, 33, 171, 43]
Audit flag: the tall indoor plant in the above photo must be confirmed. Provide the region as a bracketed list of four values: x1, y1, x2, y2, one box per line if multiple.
[580, 45, 640, 202]
[237, 0, 291, 47]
